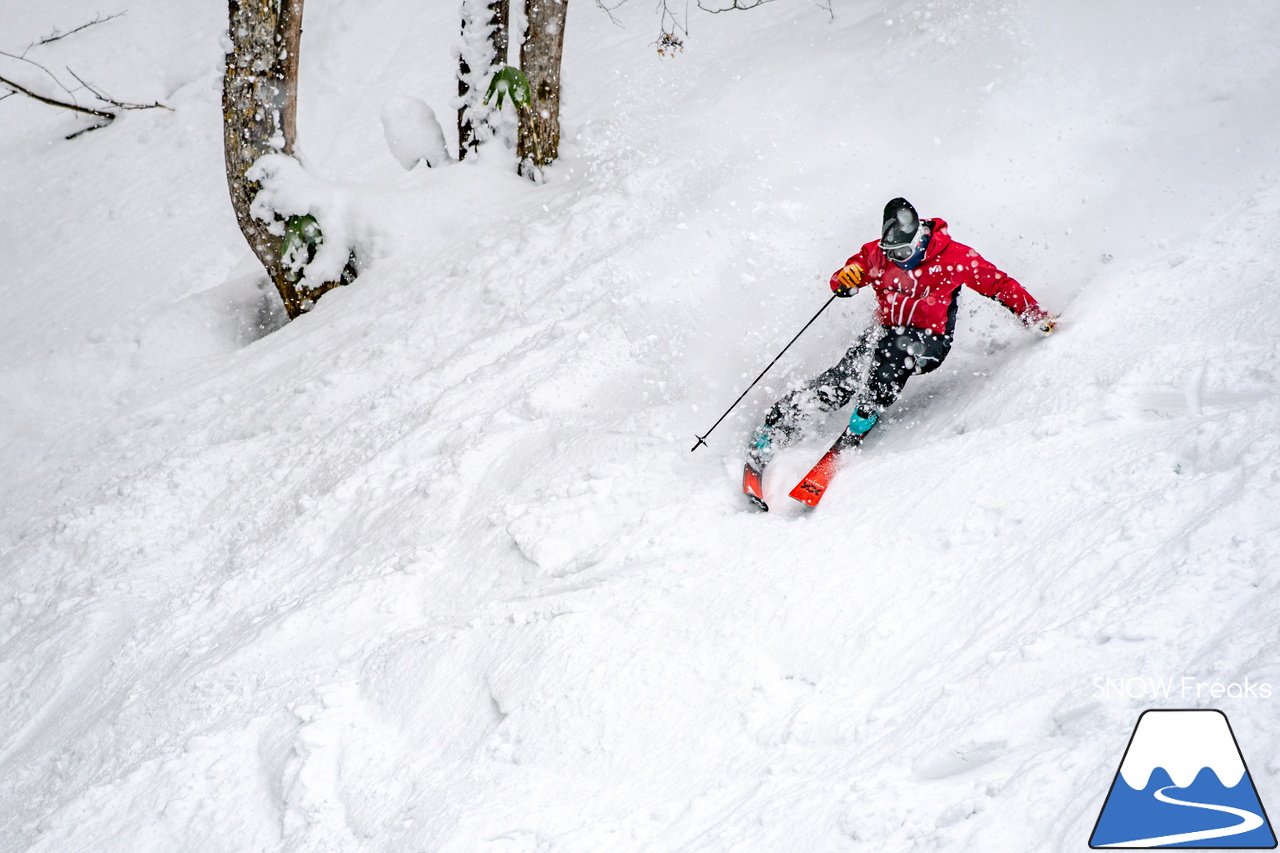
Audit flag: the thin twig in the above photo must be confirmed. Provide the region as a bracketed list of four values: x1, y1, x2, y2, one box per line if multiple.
[34, 12, 126, 48]
[592, 0, 625, 28]
[659, 0, 689, 39]
[67, 67, 170, 111]
[0, 48, 72, 94]
[697, 0, 774, 11]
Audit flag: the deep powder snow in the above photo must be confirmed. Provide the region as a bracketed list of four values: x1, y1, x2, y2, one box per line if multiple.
[2, 1, 1279, 851]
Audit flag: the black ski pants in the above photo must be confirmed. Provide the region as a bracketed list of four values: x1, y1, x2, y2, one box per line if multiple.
[763, 323, 953, 440]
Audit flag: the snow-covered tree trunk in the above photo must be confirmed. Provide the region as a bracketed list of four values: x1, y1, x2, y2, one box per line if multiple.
[518, 0, 567, 176]
[224, 0, 346, 320]
[458, 0, 509, 160]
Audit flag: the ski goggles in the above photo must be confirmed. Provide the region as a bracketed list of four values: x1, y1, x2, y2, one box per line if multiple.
[880, 218, 924, 261]
[880, 241, 918, 262]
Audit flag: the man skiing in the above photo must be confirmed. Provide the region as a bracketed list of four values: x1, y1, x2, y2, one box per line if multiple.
[743, 197, 1056, 510]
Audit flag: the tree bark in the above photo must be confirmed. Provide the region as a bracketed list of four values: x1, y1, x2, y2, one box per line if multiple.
[518, 0, 567, 175]
[458, 0, 509, 160]
[224, 0, 342, 320]
[277, 0, 304, 157]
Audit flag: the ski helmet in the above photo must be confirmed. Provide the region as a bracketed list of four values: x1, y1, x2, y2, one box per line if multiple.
[880, 198, 925, 262]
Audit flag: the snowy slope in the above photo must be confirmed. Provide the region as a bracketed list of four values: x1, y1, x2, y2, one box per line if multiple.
[2, 1, 1280, 851]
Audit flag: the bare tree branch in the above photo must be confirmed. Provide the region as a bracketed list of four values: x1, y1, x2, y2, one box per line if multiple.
[593, 0, 771, 45]
[65, 121, 112, 140]
[0, 48, 169, 139]
[697, 0, 774, 12]
[0, 73, 116, 122]
[33, 12, 126, 49]
[592, 0, 626, 28]
[0, 48, 73, 93]
[66, 67, 171, 111]
[658, 0, 690, 39]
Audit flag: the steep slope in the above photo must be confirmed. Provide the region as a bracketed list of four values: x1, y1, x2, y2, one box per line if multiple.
[2, 1, 1279, 851]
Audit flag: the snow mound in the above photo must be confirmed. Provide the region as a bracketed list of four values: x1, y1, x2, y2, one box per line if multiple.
[380, 95, 450, 170]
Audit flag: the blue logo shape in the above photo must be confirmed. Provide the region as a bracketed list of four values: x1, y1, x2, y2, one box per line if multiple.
[1091, 709, 1277, 848]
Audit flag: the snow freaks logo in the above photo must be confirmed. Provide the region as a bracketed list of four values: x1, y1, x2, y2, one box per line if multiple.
[1094, 676, 1273, 701]
[1089, 710, 1277, 849]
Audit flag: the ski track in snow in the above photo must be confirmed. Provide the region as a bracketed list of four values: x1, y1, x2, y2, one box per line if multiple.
[3, 0, 1280, 851]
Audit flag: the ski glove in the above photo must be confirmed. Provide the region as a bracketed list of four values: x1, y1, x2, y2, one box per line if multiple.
[1023, 308, 1057, 335]
[832, 263, 864, 297]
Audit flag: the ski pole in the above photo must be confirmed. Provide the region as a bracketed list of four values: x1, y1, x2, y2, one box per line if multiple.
[691, 293, 838, 452]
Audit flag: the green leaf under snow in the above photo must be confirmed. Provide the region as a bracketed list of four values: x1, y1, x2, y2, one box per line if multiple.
[483, 66, 531, 111]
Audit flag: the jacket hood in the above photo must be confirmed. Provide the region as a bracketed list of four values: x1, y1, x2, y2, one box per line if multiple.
[922, 218, 951, 261]
[888, 218, 950, 271]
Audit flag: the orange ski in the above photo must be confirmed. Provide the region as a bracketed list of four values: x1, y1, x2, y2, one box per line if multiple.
[788, 429, 865, 507]
[743, 461, 769, 511]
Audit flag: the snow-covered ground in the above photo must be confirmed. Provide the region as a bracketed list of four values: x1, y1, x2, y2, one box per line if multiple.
[3, 1, 1280, 850]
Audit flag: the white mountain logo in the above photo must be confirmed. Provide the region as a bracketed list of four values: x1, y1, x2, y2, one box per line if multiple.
[1091, 709, 1276, 848]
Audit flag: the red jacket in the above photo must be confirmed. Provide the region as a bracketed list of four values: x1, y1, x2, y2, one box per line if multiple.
[830, 219, 1044, 335]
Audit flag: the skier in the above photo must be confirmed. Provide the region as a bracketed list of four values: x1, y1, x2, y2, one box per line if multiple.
[744, 197, 1056, 508]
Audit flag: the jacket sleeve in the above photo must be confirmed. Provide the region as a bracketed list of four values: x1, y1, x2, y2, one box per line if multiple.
[959, 247, 1045, 323]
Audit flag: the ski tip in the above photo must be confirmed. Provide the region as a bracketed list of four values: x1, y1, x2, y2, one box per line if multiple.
[743, 463, 768, 512]
[788, 447, 841, 508]
[788, 479, 825, 507]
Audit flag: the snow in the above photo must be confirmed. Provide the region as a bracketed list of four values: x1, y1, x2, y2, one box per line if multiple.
[2, 0, 1280, 851]
[380, 95, 450, 170]
[248, 154, 363, 289]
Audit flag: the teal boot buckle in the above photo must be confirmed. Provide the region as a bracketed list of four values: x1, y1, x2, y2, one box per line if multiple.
[848, 409, 878, 435]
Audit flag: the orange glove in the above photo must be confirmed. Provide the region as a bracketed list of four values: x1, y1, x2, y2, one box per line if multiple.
[1024, 309, 1058, 335]
[832, 263, 864, 297]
